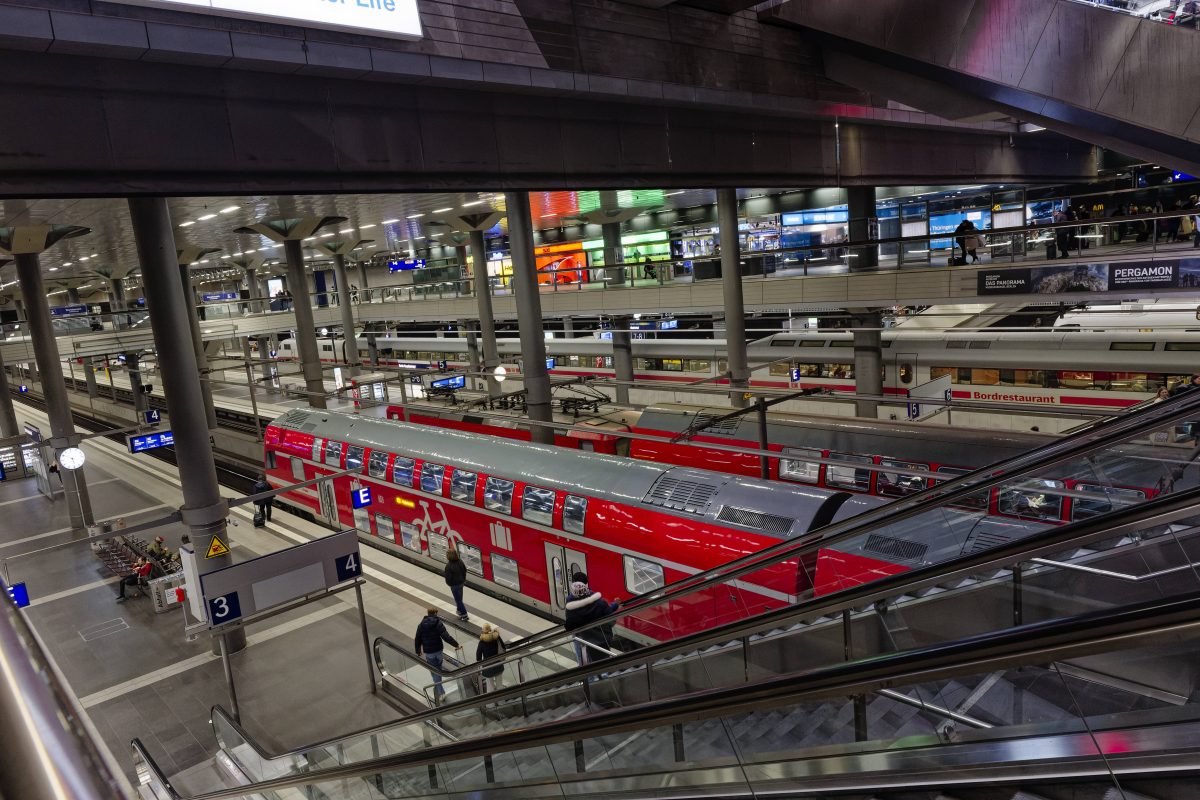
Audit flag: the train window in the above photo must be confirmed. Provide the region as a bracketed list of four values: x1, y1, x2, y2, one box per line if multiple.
[799, 340, 826, 347]
[456, 542, 484, 576]
[826, 453, 873, 492]
[522, 486, 555, 526]
[771, 339, 796, 347]
[661, 359, 684, 371]
[563, 495, 588, 535]
[484, 477, 515, 514]
[427, 532, 449, 562]
[291, 457, 304, 482]
[324, 440, 344, 468]
[374, 513, 395, 540]
[934, 467, 989, 510]
[399, 521, 421, 552]
[266, 451, 277, 470]
[420, 463, 445, 494]
[898, 363, 914, 385]
[1058, 371, 1094, 389]
[312, 438, 323, 463]
[623, 556, 665, 595]
[1165, 342, 1200, 351]
[998, 479, 1064, 521]
[780, 448, 822, 484]
[1110, 342, 1155, 351]
[999, 370, 1046, 387]
[829, 340, 853, 348]
[450, 469, 477, 502]
[685, 360, 712, 372]
[1106, 373, 1150, 392]
[368, 451, 389, 479]
[491, 554, 521, 591]
[345, 445, 365, 471]
[877, 460, 929, 497]
[930, 367, 954, 381]
[392, 457, 416, 486]
[769, 362, 794, 377]
[1071, 484, 1147, 521]
[969, 369, 1000, 386]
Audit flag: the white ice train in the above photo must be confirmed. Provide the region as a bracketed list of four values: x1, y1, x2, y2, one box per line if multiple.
[277, 327, 1200, 412]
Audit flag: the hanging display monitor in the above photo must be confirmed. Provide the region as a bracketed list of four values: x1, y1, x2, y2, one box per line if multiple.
[112, 0, 423, 40]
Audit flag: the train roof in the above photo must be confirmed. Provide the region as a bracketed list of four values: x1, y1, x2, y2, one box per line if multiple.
[271, 408, 865, 538]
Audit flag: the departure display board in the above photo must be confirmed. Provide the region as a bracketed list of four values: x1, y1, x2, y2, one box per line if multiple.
[113, 0, 422, 40]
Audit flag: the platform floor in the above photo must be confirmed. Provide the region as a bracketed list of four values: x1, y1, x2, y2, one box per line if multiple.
[3, 400, 548, 789]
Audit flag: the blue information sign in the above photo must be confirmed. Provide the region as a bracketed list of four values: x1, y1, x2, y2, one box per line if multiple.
[430, 375, 466, 390]
[143, 409, 161, 425]
[5, 582, 30, 609]
[50, 304, 88, 317]
[352, 486, 373, 509]
[128, 431, 174, 453]
[201, 292, 239, 303]
[18, 385, 27, 394]
[389, 258, 426, 272]
[207, 591, 242, 624]
[791, 368, 802, 382]
[546, 357, 556, 369]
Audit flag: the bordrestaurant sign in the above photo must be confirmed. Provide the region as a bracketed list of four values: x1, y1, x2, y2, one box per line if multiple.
[114, 0, 422, 39]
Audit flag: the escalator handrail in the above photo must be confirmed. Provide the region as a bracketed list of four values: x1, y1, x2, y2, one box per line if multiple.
[220, 480, 1200, 765]
[368, 389, 1200, 682]
[183, 588, 1200, 800]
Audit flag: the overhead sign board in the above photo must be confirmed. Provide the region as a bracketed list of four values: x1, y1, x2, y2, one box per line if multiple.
[430, 375, 466, 391]
[201, 291, 239, 303]
[111, 0, 422, 40]
[198, 530, 362, 627]
[51, 305, 88, 317]
[389, 258, 427, 272]
[977, 258, 1200, 297]
[127, 431, 175, 453]
[4, 581, 29, 609]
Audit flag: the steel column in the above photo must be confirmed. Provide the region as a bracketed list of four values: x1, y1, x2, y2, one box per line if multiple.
[14, 253, 92, 529]
[469, 229, 501, 399]
[284, 239, 328, 409]
[125, 352, 147, 417]
[332, 255, 360, 377]
[718, 188, 750, 408]
[0, 349, 18, 438]
[505, 191, 554, 444]
[128, 197, 244, 654]
[82, 358, 98, 399]
[853, 313, 883, 418]
[179, 264, 218, 429]
[602, 222, 624, 286]
[611, 316, 633, 406]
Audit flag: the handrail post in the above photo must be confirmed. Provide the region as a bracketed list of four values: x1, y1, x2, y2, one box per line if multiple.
[1013, 563, 1024, 627]
[843, 608, 868, 742]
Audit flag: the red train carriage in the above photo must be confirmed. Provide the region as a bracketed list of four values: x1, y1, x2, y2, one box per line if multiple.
[263, 409, 881, 638]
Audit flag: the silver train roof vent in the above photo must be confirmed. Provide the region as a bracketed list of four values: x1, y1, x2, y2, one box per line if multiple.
[693, 414, 741, 436]
[645, 474, 720, 515]
[863, 533, 928, 564]
[716, 506, 795, 536]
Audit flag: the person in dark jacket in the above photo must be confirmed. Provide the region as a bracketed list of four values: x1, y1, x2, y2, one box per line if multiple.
[563, 572, 620, 664]
[1170, 375, 1200, 397]
[414, 607, 460, 702]
[953, 219, 976, 265]
[476, 623, 506, 692]
[252, 474, 273, 523]
[444, 549, 469, 621]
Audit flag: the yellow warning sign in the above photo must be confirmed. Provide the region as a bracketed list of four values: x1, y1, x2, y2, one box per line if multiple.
[205, 535, 230, 559]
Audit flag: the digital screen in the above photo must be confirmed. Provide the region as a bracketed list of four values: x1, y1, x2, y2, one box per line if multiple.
[128, 431, 175, 453]
[782, 208, 849, 226]
[111, 0, 422, 39]
[660, 319, 679, 330]
[430, 375, 466, 390]
[352, 486, 373, 509]
[389, 258, 426, 272]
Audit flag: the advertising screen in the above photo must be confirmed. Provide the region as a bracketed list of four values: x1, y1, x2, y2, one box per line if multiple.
[112, 0, 422, 39]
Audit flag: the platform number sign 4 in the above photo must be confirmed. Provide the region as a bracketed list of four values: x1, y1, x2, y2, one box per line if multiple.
[335, 552, 362, 583]
[208, 592, 242, 625]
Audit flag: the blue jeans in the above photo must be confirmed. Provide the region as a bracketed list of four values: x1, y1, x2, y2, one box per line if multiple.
[450, 584, 467, 618]
[424, 652, 445, 699]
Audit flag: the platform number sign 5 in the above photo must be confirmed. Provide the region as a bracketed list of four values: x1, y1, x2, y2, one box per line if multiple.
[335, 552, 362, 583]
[207, 592, 242, 625]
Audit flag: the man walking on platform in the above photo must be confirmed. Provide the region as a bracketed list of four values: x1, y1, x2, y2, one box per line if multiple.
[444, 548, 469, 621]
[414, 607, 461, 703]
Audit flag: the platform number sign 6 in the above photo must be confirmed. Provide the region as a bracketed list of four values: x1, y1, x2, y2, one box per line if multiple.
[207, 592, 242, 625]
[336, 552, 362, 583]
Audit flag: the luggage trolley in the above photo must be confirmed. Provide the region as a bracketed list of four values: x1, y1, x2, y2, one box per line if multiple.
[350, 372, 391, 409]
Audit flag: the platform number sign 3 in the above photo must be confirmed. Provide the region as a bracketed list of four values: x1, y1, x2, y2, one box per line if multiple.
[336, 552, 362, 583]
[208, 592, 242, 625]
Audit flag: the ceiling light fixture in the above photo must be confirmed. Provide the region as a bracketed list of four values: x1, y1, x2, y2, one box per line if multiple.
[339, 228, 354, 234]
[179, 221, 196, 227]
[381, 219, 399, 224]
[462, 200, 486, 207]
[198, 214, 217, 221]
[360, 224, 376, 229]
[432, 207, 453, 213]
[406, 213, 425, 219]
[320, 232, 335, 238]
[220, 206, 239, 214]
[79, 256, 90, 261]
[48, 267, 58, 272]
[61, 262, 72, 267]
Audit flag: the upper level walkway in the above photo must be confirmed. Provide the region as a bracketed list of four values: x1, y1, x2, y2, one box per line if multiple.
[3, 210, 1197, 365]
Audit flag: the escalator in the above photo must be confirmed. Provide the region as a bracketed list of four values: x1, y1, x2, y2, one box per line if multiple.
[135, 483, 1200, 798]
[131, 392, 1200, 797]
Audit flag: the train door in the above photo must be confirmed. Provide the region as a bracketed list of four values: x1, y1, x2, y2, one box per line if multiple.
[894, 352, 918, 390]
[544, 543, 589, 616]
[317, 479, 341, 528]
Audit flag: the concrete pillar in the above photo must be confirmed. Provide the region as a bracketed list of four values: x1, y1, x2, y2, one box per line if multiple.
[284, 239, 327, 409]
[718, 188, 750, 408]
[505, 191, 554, 444]
[469, 229, 501, 398]
[125, 351, 148, 417]
[255, 336, 273, 387]
[14, 253, 93, 529]
[128, 197, 244, 654]
[0, 349, 18, 438]
[244, 267, 259, 314]
[178, 265, 218, 429]
[465, 331, 482, 391]
[332, 254, 360, 377]
[456, 245, 470, 295]
[358, 262, 369, 292]
[853, 312, 883, 418]
[66, 287, 81, 306]
[563, 316, 574, 338]
[602, 222, 624, 286]
[367, 334, 379, 368]
[612, 315, 633, 406]
[847, 186, 878, 270]
[109, 278, 126, 330]
[83, 358, 98, 399]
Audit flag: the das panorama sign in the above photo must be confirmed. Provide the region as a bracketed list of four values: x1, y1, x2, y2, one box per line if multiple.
[115, 0, 422, 39]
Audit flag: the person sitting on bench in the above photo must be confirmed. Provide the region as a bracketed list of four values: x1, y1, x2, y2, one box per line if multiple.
[116, 558, 153, 603]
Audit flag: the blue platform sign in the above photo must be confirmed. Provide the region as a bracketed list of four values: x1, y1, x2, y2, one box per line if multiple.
[127, 431, 174, 453]
[335, 552, 362, 583]
[18, 385, 27, 394]
[5, 582, 30, 609]
[143, 409, 161, 425]
[352, 486, 373, 509]
[207, 591, 242, 625]
[546, 357, 556, 369]
[51, 305, 88, 317]
[389, 258, 426, 272]
[791, 368, 802, 382]
[201, 292, 239, 303]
